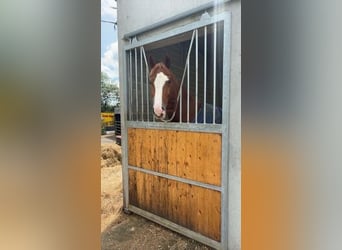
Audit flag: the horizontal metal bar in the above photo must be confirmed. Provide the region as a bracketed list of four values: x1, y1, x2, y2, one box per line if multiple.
[124, 12, 227, 51]
[128, 205, 221, 250]
[126, 121, 222, 133]
[128, 165, 222, 192]
[123, 0, 230, 40]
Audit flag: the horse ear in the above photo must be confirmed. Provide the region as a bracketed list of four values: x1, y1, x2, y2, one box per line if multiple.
[165, 55, 171, 69]
[149, 56, 155, 69]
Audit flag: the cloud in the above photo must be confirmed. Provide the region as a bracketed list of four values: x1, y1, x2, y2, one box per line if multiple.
[101, 0, 117, 20]
[101, 41, 119, 83]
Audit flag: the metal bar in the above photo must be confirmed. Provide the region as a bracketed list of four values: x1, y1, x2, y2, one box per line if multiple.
[187, 52, 190, 123]
[179, 81, 182, 123]
[135, 48, 138, 121]
[128, 165, 221, 192]
[120, 49, 129, 211]
[146, 63, 149, 121]
[123, 0, 230, 40]
[221, 13, 233, 250]
[177, 30, 196, 123]
[124, 12, 227, 51]
[129, 50, 133, 120]
[195, 29, 198, 123]
[213, 22, 217, 124]
[126, 121, 222, 134]
[141, 47, 150, 122]
[128, 205, 221, 250]
[140, 47, 144, 121]
[204, 26, 207, 124]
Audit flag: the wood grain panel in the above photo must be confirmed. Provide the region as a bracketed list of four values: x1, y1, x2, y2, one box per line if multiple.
[129, 170, 221, 241]
[127, 128, 221, 186]
[127, 129, 136, 166]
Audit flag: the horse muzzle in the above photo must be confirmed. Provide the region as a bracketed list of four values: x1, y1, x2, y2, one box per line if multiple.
[153, 106, 166, 119]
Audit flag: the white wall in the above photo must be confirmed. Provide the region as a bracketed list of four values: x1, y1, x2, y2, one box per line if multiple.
[117, 0, 213, 35]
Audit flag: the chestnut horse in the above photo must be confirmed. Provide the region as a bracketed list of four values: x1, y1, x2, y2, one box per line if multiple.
[148, 56, 222, 123]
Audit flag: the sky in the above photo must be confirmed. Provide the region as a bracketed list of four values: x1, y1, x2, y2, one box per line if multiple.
[101, 0, 119, 85]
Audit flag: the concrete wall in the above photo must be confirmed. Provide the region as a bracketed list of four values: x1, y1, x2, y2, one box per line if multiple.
[117, 1, 240, 249]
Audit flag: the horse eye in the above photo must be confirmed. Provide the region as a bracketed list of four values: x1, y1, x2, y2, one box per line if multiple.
[166, 80, 171, 84]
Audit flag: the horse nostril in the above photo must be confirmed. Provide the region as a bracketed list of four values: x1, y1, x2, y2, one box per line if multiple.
[161, 106, 165, 111]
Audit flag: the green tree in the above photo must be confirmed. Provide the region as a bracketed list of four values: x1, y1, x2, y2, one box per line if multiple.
[101, 72, 120, 112]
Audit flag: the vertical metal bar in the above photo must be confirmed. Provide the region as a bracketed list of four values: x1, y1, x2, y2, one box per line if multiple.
[187, 50, 190, 123]
[135, 48, 138, 121]
[179, 30, 196, 123]
[121, 49, 129, 213]
[146, 63, 149, 121]
[140, 47, 144, 121]
[153, 104, 155, 122]
[141, 47, 150, 122]
[179, 83, 182, 123]
[213, 22, 217, 123]
[129, 50, 133, 120]
[221, 13, 232, 250]
[204, 26, 207, 124]
[195, 29, 198, 123]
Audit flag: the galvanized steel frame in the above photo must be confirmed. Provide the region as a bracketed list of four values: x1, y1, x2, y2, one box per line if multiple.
[128, 205, 222, 249]
[128, 165, 221, 192]
[120, 11, 231, 250]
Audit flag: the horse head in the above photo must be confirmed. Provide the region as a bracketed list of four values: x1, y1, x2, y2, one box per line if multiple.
[148, 56, 178, 120]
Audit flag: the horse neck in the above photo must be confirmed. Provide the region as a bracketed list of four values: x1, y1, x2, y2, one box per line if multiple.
[170, 85, 199, 123]
[165, 78, 180, 120]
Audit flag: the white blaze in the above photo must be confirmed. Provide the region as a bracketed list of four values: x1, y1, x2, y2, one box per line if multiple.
[153, 72, 169, 117]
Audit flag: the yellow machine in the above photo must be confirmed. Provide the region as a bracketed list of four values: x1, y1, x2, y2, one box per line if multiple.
[101, 112, 114, 127]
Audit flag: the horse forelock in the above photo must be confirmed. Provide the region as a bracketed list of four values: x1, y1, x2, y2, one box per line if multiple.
[149, 63, 172, 80]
